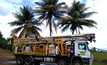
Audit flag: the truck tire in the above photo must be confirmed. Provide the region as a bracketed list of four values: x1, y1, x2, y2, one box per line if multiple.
[25, 57, 32, 65]
[16, 57, 24, 65]
[57, 59, 67, 65]
[73, 60, 83, 65]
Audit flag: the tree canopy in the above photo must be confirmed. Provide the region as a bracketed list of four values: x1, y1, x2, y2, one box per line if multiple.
[9, 6, 42, 38]
[34, 0, 66, 36]
[58, 0, 97, 34]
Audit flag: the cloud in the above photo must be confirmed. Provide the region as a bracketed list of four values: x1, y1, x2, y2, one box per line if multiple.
[80, 0, 107, 49]
[0, 13, 16, 24]
[0, 6, 10, 16]
[5, 0, 22, 4]
[0, 1, 21, 38]
[0, 25, 14, 38]
[0, 2, 22, 16]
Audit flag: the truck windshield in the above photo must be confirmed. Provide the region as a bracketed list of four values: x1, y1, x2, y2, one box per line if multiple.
[86, 42, 90, 51]
[78, 43, 86, 50]
[78, 42, 90, 51]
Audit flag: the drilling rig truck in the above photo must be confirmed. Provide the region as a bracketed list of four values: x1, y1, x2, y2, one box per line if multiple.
[12, 33, 95, 65]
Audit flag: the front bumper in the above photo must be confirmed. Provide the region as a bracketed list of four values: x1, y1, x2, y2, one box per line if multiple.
[82, 55, 93, 65]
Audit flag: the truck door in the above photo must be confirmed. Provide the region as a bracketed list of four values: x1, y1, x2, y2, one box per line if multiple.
[75, 42, 90, 58]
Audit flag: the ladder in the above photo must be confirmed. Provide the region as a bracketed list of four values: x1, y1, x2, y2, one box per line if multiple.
[55, 39, 67, 56]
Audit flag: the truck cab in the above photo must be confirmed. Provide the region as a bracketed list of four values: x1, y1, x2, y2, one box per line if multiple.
[72, 41, 92, 65]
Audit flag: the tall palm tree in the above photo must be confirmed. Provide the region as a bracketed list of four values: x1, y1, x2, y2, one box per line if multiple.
[9, 6, 42, 38]
[33, 0, 66, 36]
[58, 0, 97, 34]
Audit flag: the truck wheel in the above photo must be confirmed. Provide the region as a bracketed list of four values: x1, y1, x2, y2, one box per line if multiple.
[16, 57, 24, 65]
[25, 57, 32, 65]
[73, 60, 82, 65]
[57, 59, 67, 65]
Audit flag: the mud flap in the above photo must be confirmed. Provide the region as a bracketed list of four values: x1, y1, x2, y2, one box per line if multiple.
[89, 55, 93, 65]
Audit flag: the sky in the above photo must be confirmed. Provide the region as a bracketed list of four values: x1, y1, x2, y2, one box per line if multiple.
[0, 0, 107, 49]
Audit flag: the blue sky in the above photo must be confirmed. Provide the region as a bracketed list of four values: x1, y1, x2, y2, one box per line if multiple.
[0, 0, 107, 49]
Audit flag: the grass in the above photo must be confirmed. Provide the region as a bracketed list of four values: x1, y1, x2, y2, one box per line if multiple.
[92, 52, 107, 65]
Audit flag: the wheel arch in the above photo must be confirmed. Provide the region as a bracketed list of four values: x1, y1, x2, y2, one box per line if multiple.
[56, 57, 70, 63]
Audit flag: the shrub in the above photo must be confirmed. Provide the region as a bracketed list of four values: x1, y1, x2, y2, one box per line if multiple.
[6, 45, 13, 52]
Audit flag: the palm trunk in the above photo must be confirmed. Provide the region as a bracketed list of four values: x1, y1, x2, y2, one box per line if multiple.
[78, 28, 80, 34]
[50, 17, 52, 36]
[72, 30, 74, 35]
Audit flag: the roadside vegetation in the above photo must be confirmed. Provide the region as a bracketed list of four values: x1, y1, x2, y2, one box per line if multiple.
[0, 31, 12, 52]
[92, 52, 107, 65]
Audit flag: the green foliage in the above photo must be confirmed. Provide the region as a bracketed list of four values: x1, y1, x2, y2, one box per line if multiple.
[34, 0, 66, 36]
[0, 31, 2, 38]
[92, 52, 107, 65]
[0, 31, 12, 52]
[9, 6, 42, 38]
[0, 38, 9, 49]
[6, 45, 13, 52]
[58, 0, 97, 34]
[0, 32, 7, 50]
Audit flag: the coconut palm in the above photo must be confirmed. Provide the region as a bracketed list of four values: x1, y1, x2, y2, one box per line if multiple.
[58, 0, 97, 34]
[9, 6, 42, 38]
[33, 0, 66, 36]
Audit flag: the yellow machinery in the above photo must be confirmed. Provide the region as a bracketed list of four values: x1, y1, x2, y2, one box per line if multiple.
[13, 37, 68, 56]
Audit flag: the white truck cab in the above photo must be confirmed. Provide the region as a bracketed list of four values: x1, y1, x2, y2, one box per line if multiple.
[75, 41, 90, 58]
[65, 39, 93, 65]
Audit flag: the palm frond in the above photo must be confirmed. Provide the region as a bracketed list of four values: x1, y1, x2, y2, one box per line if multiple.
[19, 28, 26, 38]
[8, 21, 24, 26]
[81, 12, 97, 18]
[31, 27, 41, 36]
[84, 19, 97, 25]
[32, 26, 42, 32]
[34, 2, 44, 6]
[61, 25, 69, 32]
[11, 27, 22, 34]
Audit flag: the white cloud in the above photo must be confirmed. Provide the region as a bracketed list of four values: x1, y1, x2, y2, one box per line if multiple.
[80, 0, 107, 49]
[0, 13, 16, 24]
[0, 1, 21, 38]
[0, 12, 17, 38]
[0, 25, 14, 38]
[6, 0, 22, 3]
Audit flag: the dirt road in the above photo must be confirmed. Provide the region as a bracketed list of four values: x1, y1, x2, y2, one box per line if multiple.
[0, 48, 16, 65]
[0, 56, 16, 65]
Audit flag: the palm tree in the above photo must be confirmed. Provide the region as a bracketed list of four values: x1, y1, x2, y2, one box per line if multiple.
[33, 0, 66, 36]
[9, 6, 42, 38]
[58, 0, 97, 34]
